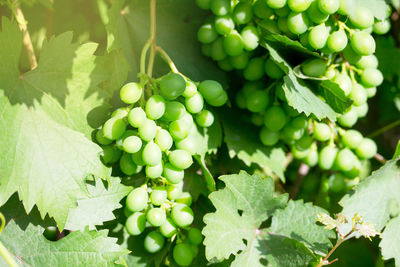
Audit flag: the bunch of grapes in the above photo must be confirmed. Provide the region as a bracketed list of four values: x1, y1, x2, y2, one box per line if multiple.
[94, 72, 227, 266]
[195, 0, 389, 190]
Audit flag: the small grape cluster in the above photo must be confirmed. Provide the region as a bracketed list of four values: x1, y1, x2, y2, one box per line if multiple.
[94, 72, 227, 265]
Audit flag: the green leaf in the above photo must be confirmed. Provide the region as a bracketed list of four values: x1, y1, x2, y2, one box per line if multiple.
[104, 0, 228, 83]
[293, 65, 328, 81]
[0, 221, 129, 267]
[65, 177, 132, 231]
[194, 155, 217, 192]
[376, 37, 400, 78]
[340, 158, 400, 232]
[379, 216, 400, 265]
[394, 140, 400, 159]
[0, 18, 115, 229]
[203, 172, 329, 266]
[221, 111, 287, 180]
[319, 80, 353, 113]
[263, 42, 338, 121]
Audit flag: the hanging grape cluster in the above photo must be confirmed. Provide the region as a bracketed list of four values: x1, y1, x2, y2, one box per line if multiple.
[94, 73, 227, 266]
[196, 0, 389, 192]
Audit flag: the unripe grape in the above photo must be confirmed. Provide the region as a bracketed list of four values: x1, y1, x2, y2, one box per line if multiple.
[307, 1, 329, 24]
[351, 32, 376, 56]
[328, 173, 346, 193]
[101, 145, 121, 164]
[338, 108, 358, 128]
[253, 0, 274, 19]
[176, 135, 198, 155]
[232, 2, 253, 24]
[169, 149, 193, 170]
[349, 7, 374, 29]
[199, 80, 224, 100]
[163, 101, 186, 122]
[138, 119, 157, 141]
[260, 127, 280, 146]
[142, 142, 162, 166]
[356, 55, 378, 70]
[218, 59, 233, 71]
[185, 92, 204, 114]
[210, 0, 230, 16]
[243, 57, 265, 81]
[264, 106, 287, 131]
[96, 129, 113, 145]
[111, 107, 130, 119]
[295, 134, 313, 151]
[122, 135, 142, 153]
[335, 148, 356, 171]
[173, 243, 194, 267]
[132, 148, 145, 166]
[265, 58, 284, 79]
[309, 24, 329, 50]
[287, 12, 310, 35]
[146, 162, 163, 179]
[169, 120, 190, 140]
[126, 188, 148, 212]
[373, 19, 391, 35]
[230, 53, 249, 69]
[341, 130, 363, 149]
[164, 163, 185, 184]
[260, 19, 281, 34]
[338, 0, 355, 15]
[120, 152, 142, 175]
[128, 107, 147, 128]
[246, 90, 270, 112]
[188, 228, 203, 245]
[159, 73, 186, 100]
[102, 117, 127, 140]
[223, 32, 244, 57]
[327, 31, 348, 52]
[147, 208, 166, 227]
[313, 122, 331, 142]
[288, 0, 312, 12]
[197, 23, 218, 44]
[171, 204, 194, 227]
[318, 146, 338, 170]
[120, 82, 143, 104]
[196, 110, 215, 127]
[333, 72, 352, 96]
[304, 148, 318, 167]
[211, 37, 227, 61]
[355, 102, 369, 117]
[355, 138, 377, 159]
[349, 83, 367, 106]
[183, 81, 197, 98]
[318, 0, 339, 14]
[302, 59, 327, 77]
[125, 212, 146, 236]
[275, 5, 291, 16]
[176, 192, 193, 206]
[291, 115, 308, 129]
[160, 217, 178, 238]
[361, 68, 383, 88]
[282, 125, 304, 141]
[155, 129, 173, 151]
[266, 0, 287, 9]
[241, 26, 259, 51]
[167, 184, 183, 200]
[214, 15, 235, 35]
[144, 231, 165, 253]
[145, 95, 166, 120]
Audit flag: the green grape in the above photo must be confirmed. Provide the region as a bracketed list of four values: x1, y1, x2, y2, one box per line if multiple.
[260, 127, 280, 146]
[277, 17, 291, 33]
[295, 134, 313, 151]
[207, 89, 227, 107]
[163, 101, 186, 122]
[338, 0, 354, 15]
[144, 231, 165, 253]
[101, 145, 121, 164]
[355, 138, 377, 159]
[122, 135, 142, 154]
[171, 204, 194, 227]
[125, 212, 146, 236]
[185, 92, 204, 114]
[183, 81, 197, 98]
[307, 1, 329, 23]
[241, 26, 259, 51]
[146, 162, 163, 179]
[115, 130, 136, 149]
[111, 108, 130, 119]
[155, 129, 173, 151]
[243, 57, 265, 81]
[126, 188, 148, 212]
[196, 110, 215, 127]
[202, 44, 211, 57]
[169, 120, 189, 140]
[233, 2, 253, 24]
[365, 87, 376, 98]
[265, 58, 284, 79]
[173, 243, 194, 267]
[373, 19, 391, 35]
[142, 142, 162, 166]
[147, 208, 166, 227]
[328, 173, 346, 193]
[338, 108, 358, 127]
[218, 59, 234, 71]
[354, 103, 369, 118]
[356, 55, 378, 69]
[264, 106, 287, 131]
[325, 68, 336, 79]
[103, 117, 127, 140]
[304, 148, 318, 167]
[332, 71, 352, 95]
[128, 107, 147, 128]
[335, 148, 356, 171]
[350, 32, 376, 56]
[251, 113, 265, 126]
[302, 59, 327, 77]
[235, 90, 247, 109]
[308, 24, 329, 50]
[276, 83, 286, 101]
[242, 80, 264, 96]
[211, 37, 227, 61]
[169, 150, 193, 170]
[342, 45, 362, 64]
[318, 146, 338, 170]
[223, 32, 244, 57]
[282, 125, 304, 141]
[361, 68, 383, 87]
[318, 0, 339, 14]
[349, 83, 367, 106]
[246, 90, 270, 112]
[210, 0, 230, 16]
[267, 0, 287, 9]
[253, 0, 274, 18]
[96, 129, 112, 145]
[120, 82, 143, 104]
[43, 226, 58, 241]
[196, 0, 211, 9]
[287, 12, 310, 35]
[164, 163, 185, 184]
[159, 73, 186, 100]
[199, 80, 224, 100]
[188, 228, 203, 245]
[275, 5, 291, 16]
[313, 122, 331, 141]
[327, 30, 348, 52]
[167, 184, 183, 200]
[341, 130, 363, 149]
[160, 217, 178, 238]
[260, 19, 281, 34]
[197, 23, 218, 44]
[230, 53, 249, 69]
[180, 112, 195, 128]
[291, 115, 308, 129]
[176, 192, 193, 206]
[176, 135, 198, 155]
[349, 7, 374, 29]
[288, 0, 312, 12]
[189, 244, 199, 257]
[214, 15, 235, 35]
[291, 145, 310, 159]
[120, 153, 142, 175]
[138, 119, 157, 142]
[132, 147, 145, 166]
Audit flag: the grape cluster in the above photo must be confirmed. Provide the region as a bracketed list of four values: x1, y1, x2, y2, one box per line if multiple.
[94, 73, 226, 265]
[196, 0, 389, 189]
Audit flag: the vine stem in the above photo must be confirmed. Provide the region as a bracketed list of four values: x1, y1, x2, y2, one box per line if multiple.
[156, 46, 180, 74]
[0, 213, 18, 267]
[316, 231, 353, 267]
[12, 2, 37, 70]
[374, 153, 387, 165]
[368, 119, 400, 138]
[146, 0, 157, 79]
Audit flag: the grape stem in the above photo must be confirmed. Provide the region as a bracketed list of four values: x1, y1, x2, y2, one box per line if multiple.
[368, 119, 400, 138]
[315, 231, 353, 267]
[155, 46, 181, 74]
[7, 0, 37, 70]
[146, 0, 157, 79]
[374, 153, 387, 165]
[289, 163, 309, 199]
[0, 213, 19, 267]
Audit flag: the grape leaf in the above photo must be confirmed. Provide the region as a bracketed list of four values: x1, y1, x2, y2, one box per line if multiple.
[64, 177, 132, 231]
[379, 216, 400, 265]
[104, 0, 227, 83]
[340, 158, 400, 232]
[376, 37, 400, 77]
[0, 221, 129, 267]
[319, 80, 353, 113]
[0, 18, 115, 230]
[220, 111, 287, 180]
[203, 172, 331, 266]
[262, 41, 339, 121]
